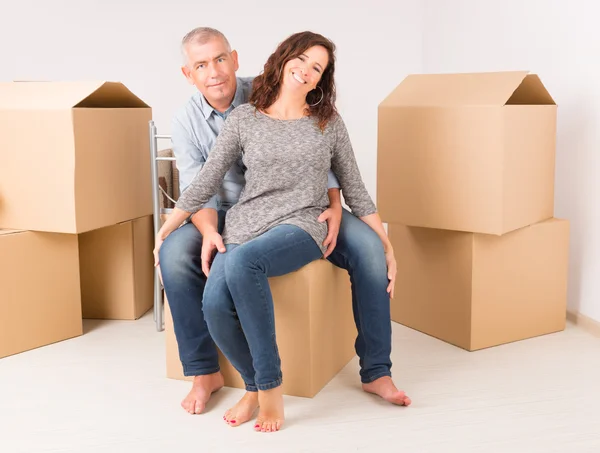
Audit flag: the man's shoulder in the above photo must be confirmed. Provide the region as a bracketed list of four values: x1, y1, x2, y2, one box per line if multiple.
[237, 76, 255, 90]
[173, 91, 204, 128]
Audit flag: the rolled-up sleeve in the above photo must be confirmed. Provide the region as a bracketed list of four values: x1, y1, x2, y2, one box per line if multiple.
[327, 170, 340, 189]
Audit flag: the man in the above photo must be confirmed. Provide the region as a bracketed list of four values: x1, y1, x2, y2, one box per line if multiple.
[159, 27, 411, 416]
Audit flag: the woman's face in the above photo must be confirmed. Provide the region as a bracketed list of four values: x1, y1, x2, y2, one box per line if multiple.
[280, 45, 329, 97]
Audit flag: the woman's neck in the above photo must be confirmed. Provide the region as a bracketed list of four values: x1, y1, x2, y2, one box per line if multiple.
[267, 91, 308, 120]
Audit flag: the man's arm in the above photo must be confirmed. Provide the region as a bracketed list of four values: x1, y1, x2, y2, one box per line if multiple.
[171, 116, 220, 213]
[191, 209, 218, 235]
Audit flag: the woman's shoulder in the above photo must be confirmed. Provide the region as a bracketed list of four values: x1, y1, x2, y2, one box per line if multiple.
[230, 103, 256, 119]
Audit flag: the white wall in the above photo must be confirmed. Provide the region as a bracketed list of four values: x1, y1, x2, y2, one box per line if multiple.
[423, 0, 600, 322]
[4, 0, 598, 322]
[0, 0, 423, 204]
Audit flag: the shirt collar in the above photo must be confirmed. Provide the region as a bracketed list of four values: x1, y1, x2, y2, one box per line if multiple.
[198, 77, 245, 120]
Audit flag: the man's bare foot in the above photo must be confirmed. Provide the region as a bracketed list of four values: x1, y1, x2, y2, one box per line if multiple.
[254, 386, 284, 433]
[362, 376, 411, 406]
[181, 372, 224, 414]
[223, 391, 259, 427]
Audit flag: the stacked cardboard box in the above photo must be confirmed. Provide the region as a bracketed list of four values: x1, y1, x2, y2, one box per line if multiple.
[0, 81, 153, 358]
[377, 71, 570, 351]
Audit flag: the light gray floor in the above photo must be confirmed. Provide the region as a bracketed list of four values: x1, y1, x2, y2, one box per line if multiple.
[1, 312, 599, 453]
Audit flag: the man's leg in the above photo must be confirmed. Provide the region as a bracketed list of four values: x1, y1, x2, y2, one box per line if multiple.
[224, 225, 323, 432]
[327, 208, 411, 406]
[158, 213, 226, 414]
[203, 246, 259, 427]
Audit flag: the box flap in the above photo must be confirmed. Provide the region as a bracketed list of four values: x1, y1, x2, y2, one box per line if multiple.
[0, 81, 149, 109]
[506, 74, 555, 105]
[0, 229, 26, 236]
[380, 71, 545, 107]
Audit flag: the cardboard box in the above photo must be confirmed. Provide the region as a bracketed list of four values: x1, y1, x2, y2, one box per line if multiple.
[165, 259, 357, 398]
[389, 218, 569, 351]
[377, 71, 556, 235]
[78, 215, 154, 320]
[0, 230, 82, 358]
[0, 81, 152, 234]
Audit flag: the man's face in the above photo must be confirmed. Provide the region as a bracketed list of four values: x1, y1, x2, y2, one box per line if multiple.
[182, 38, 239, 107]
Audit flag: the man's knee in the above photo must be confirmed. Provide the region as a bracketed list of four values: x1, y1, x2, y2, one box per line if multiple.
[159, 224, 203, 273]
[338, 212, 386, 267]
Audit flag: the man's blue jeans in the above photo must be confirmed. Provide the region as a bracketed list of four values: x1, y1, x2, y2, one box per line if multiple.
[159, 208, 393, 384]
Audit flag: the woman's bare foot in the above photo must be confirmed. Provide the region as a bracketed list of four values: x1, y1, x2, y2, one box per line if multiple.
[362, 376, 411, 406]
[254, 386, 285, 433]
[223, 391, 259, 427]
[181, 372, 224, 414]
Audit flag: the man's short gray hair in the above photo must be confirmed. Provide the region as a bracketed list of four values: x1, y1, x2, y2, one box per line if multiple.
[181, 27, 232, 65]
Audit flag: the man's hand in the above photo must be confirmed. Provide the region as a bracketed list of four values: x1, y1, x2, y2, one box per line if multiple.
[201, 231, 226, 277]
[318, 203, 342, 259]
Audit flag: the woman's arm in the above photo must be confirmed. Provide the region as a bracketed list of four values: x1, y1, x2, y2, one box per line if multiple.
[329, 115, 397, 297]
[175, 112, 243, 214]
[153, 111, 243, 264]
[329, 115, 378, 219]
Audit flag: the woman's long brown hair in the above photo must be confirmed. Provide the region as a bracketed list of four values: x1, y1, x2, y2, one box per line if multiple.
[249, 31, 338, 130]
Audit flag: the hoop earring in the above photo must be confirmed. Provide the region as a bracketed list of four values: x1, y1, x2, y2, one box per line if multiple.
[308, 86, 324, 107]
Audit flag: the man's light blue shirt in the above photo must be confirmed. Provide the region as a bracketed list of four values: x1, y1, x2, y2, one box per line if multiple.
[171, 76, 340, 212]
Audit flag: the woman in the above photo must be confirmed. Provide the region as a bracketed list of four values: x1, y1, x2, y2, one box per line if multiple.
[154, 31, 407, 433]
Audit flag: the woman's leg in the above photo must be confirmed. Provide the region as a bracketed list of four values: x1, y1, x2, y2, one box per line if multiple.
[224, 225, 323, 432]
[202, 245, 259, 426]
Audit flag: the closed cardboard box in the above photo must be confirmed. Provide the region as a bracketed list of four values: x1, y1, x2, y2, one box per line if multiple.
[0, 81, 152, 234]
[377, 71, 556, 235]
[389, 218, 569, 351]
[0, 230, 82, 358]
[165, 259, 357, 398]
[78, 215, 154, 320]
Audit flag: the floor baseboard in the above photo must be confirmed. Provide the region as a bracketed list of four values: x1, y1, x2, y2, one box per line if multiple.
[567, 310, 600, 338]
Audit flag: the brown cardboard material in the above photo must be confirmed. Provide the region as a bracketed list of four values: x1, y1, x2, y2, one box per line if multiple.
[0, 81, 152, 234]
[389, 218, 569, 351]
[377, 71, 556, 235]
[78, 215, 154, 320]
[0, 230, 82, 358]
[165, 259, 357, 398]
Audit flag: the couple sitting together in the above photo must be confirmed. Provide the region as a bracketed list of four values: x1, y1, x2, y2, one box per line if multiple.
[154, 26, 411, 433]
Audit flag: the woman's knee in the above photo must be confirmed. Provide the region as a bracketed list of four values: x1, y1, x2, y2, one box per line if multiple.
[223, 246, 260, 280]
[202, 272, 232, 319]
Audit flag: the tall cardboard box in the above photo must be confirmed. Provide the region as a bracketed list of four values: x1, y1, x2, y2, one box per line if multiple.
[0, 81, 152, 234]
[165, 260, 357, 398]
[388, 218, 569, 351]
[0, 230, 82, 358]
[377, 71, 556, 235]
[78, 215, 154, 320]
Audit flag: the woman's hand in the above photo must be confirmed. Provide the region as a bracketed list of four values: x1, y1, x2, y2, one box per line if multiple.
[153, 234, 165, 267]
[385, 246, 397, 299]
[152, 208, 192, 268]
